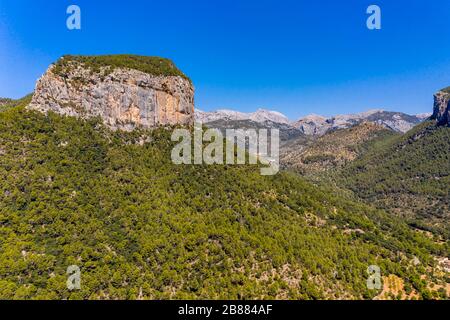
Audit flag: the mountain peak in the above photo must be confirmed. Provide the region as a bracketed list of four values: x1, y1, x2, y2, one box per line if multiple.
[0, 97, 13, 107]
[195, 108, 289, 124]
[299, 114, 328, 122]
[249, 109, 290, 124]
[28, 55, 195, 131]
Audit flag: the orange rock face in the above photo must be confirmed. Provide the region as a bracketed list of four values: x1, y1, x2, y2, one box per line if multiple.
[28, 62, 195, 131]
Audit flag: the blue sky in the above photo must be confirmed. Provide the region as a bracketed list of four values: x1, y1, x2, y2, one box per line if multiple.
[1, 0, 450, 119]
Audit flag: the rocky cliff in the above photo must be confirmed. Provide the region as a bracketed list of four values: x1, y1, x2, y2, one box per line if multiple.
[432, 88, 450, 126]
[28, 55, 195, 130]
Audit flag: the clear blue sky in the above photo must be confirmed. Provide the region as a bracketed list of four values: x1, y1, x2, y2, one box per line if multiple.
[1, 0, 450, 119]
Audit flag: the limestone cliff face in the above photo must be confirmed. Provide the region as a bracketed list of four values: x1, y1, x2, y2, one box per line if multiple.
[28, 61, 195, 130]
[432, 90, 450, 127]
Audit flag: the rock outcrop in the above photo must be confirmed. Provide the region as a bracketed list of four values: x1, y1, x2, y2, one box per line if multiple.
[293, 114, 329, 136]
[432, 89, 450, 126]
[28, 56, 195, 131]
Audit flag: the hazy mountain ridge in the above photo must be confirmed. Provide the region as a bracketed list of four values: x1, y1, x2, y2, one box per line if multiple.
[196, 108, 290, 124]
[196, 108, 431, 136]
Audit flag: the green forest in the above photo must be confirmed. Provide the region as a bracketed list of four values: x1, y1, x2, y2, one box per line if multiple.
[333, 122, 450, 237]
[52, 55, 191, 82]
[0, 101, 448, 300]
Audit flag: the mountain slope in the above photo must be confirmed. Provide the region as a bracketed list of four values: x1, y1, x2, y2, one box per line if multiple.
[0, 98, 13, 108]
[334, 121, 450, 235]
[203, 118, 308, 145]
[0, 94, 33, 112]
[281, 122, 399, 176]
[0, 105, 447, 300]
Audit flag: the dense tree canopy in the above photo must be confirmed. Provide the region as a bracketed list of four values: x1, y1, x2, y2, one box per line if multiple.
[0, 104, 448, 300]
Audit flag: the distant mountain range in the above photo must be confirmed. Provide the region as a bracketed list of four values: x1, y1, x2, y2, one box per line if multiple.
[196, 108, 431, 136]
[196, 108, 290, 124]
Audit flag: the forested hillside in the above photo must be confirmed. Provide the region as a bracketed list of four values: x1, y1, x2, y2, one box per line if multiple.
[280, 122, 398, 176]
[0, 103, 448, 300]
[0, 94, 33, 112]
[334, 121, 450, 236]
